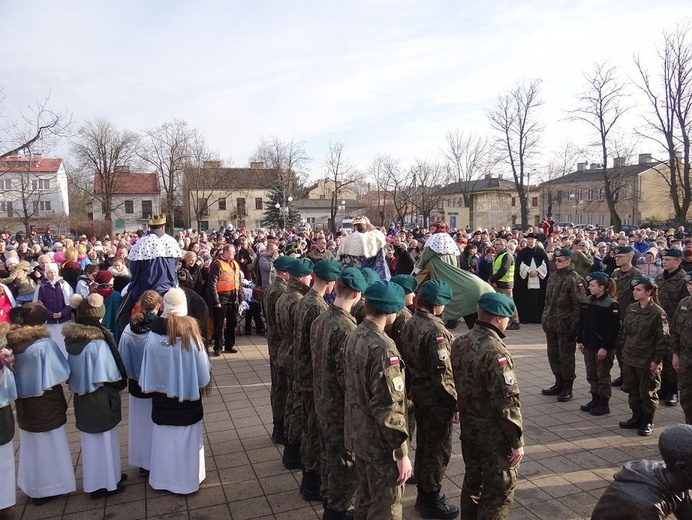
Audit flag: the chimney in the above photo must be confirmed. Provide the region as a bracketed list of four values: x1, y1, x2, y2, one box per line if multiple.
[576, 162, 587, 172]
[485, 173, 492, 179]
[250, 161, 265, 169]
[614, 157, 626, 168]
[590, 163, 602, 170]
[638, 153, 652, 165]
[114, 165, 130, 173]
[203, 160, 221, 169]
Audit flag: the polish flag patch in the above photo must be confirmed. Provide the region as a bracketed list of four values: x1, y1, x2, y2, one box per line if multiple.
[613, 309, 619, 314]
[436, 335, 446, 343]
[389, 356, 400, 366]
[498, 357, 508, 366]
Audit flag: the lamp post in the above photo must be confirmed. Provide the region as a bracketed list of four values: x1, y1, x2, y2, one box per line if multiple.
[275, 195, 293, 229]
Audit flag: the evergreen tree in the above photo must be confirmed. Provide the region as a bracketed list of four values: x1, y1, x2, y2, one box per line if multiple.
[262, 184, 300, 229]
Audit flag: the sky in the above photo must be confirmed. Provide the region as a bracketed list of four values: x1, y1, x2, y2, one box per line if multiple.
[1, 0, 690, 181]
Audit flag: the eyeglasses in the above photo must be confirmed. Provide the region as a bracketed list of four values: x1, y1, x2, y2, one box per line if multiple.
[556, 257, 570, 263]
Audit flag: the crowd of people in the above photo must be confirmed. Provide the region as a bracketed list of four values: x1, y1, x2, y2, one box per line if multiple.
[0, 215, 691, 519]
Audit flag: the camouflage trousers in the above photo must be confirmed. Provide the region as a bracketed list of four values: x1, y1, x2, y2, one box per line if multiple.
[545, 329, 576, 381]
[354, 455, 403, 520]
[285, 368, 304, 445]
[582, 349, 614, 398]
[300, 390, 320, 474]
[270, 353, 287, 429]
[622, 363, 661, 414]
[319, 425, 357, 512]
[660, 348, 679, 395]
[679, 362, 692, 424]
[460, 437, 518, 520]
[414, 405, 453, 494]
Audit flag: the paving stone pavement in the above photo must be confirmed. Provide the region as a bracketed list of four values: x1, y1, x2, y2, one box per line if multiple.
[9, 323, 686, 519]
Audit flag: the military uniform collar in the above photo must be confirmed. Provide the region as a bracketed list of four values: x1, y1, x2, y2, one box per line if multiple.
[330, 305, 357, 323]
[414, 309, 445, 325]
[362, 318, 383, 332]
[475, 320, 507, 340]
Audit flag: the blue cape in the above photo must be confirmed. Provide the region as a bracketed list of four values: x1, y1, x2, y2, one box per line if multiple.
[118, 324, 148, 382]
[14, 338, 71, 398]
[0, 366, 17, 407]
[68, 340, 122, 395]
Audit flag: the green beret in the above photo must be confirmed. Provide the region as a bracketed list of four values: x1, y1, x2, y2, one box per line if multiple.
[554, 248, 574, 258]
[478, 292, 516, 318]
[663, 248, 684, 258]
[586, 271, 609, 282]
[360, 268, 381, 285]
[339, 267, 368, 292]
[312, 259, 341, 282]
[286, 258, 314, 277]
[685, 271, 692, 283]
[273, 256, 295, 272]
[364, 281, 405, 314]
[631, 275, 655, 288]
[390, 274, 418, 295]
[419, 280, 453, 306]
[614, 246, 634, 255]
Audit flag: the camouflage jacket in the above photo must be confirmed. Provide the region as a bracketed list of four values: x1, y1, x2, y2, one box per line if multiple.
[398, 310, 457, 411]
[311, 305, 357, 440]
[344, 319, 409, 465]
[542, 264, 585, 333]
[655, 268, 689, 319]
[384, 306, 413, 345]
[275, 278, 311, 371]
[671, 295, 692, 363]
[620, 302, 670, 369]
[451, 322, 524, 454]
[351, 298, 366, 325]
[263, 277, 287, 353]
[295, 288, 329, 393]
[612, 266, 643, 322]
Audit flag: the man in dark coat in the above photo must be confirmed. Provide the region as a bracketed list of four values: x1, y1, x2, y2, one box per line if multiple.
[513, 233, 549, 324]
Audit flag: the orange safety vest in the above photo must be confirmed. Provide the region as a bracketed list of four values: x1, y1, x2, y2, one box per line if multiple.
[215, 258, 241, 294]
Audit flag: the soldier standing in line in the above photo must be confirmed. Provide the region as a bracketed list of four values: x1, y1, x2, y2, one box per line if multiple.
[655, 248, 688, 407]
[541, 248, 586, 402]
[385, 275, 417, 344]
[398, 280, 459, 520]
[671, 271, 692, 424]
[275, 258, 314, 469]
[294, 259, 341, 502]
[618, 276, 669, 437]
[344, 281, 411, 520]
[610, 245, 643, 387]
[451, 292, 524, 520]
[312, 268, 368, 520]
[351, 268, 380, 325]
[263, 256, 296, 445]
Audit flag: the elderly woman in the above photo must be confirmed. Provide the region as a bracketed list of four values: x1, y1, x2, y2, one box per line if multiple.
[33, 263, 73, 358]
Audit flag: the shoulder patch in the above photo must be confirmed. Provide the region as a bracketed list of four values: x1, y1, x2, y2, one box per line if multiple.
[613, 309, 619, 314]
[389, 356, 400, 366]
[436, 334, 446, 344]
[498, 356, 508, 366]
[392, 375, 405, 392]
[662, 315, 670, 336]
[504, 371, 515, 385]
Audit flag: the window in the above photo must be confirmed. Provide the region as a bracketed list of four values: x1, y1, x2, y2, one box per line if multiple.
[598, 189, 605, 201]
[255, 197, 263, 210]
[0, 201, 12, 217]
[622, 186, 630, 198]
[576, 214, 583, 225]
[587, 214, 593, 224]
[531, 196, 538, 207]
[41, 201, 51, 211]
[598, 214, 605, 226]
[511, 197, 516, 207]
[31, 179, 50, 190]
[218, 198, 226, 211]
[124, 200, 134, 214]
[565, 214, 572, 222]
[587, 189, 593, 201]
[101, 201, 108, 214]
[141, 200, 152, 219]
[577, 189, 583, 202]
[237, 197, 246, 216]
[0, 179, 10, 190]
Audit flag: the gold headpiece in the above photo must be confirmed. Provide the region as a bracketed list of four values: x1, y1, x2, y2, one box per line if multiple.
[148, 214, 166, 226]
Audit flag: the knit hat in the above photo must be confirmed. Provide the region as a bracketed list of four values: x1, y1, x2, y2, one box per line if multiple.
[364, 281, 405, 315]
[273, 256, 295, 272]
[70, 293, 106, 320]
[312, 259, 341, 282]
[94, 270, 114, 285]
[478, 293, 516, 318]
[286, 258, 314, 277]
[419, 280, 453, 306]
[163, 287, 188, 317]
[338, 268, 368, 292]
[359, 268, 380, 285]
[390, 274, 418, 295]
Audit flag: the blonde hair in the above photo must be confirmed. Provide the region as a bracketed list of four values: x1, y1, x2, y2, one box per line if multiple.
[131, 290, 163, 326]
[166, 314, 204, 351]
[63, 247, 78, 264]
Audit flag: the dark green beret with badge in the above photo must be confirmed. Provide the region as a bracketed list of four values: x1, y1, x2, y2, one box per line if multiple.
[359, 267, 381, 285]
[286, 257, 314, 277]
[478, 292, 516, 317]
[663, 248, 684, 258]
[631, 275, 655, 288]
[586, 271, 609, 282]
[685, 271, 692, 282]
[554, 248, 574, 258]
[390, 274, 418, 295]
[273, 256, 295, 272]
[312, 259, 341, 281]
[339, 267, 368, 292]
[419, 280, 453, 305]
[614, 245, 634, 254]
[364, 281, 405, 314]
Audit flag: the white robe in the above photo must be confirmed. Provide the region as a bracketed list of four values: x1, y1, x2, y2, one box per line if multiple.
[80, 426, 121, 493]
[17, 426, 76, 498]
[0, 439, 15, 509]
[148, 422, 205, 495]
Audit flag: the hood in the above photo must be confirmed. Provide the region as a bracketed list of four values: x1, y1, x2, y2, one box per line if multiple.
[63, 321, 105, 356]
[7, 325, 51, 355]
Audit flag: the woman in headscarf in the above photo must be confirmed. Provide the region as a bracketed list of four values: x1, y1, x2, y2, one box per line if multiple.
[64, 293, 128, 499]
[139, 288, 212, 495]
[33, 262, 72, 358]
[0, 322, 16, 518]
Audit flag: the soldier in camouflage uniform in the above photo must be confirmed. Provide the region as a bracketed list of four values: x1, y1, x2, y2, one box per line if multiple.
[451, 292, 524, 520]
[351, 268, 381, 325]
[385, 275, 417, 344]
[618, 276, 670, 437]
[610, 245, 643, 387]
[294, 259, 341, 502]
[398, 280, 459, 520]
[344, 281, 411, 520]
[541, 248, 585, 402]
[671, 271, 692, 424]
[275, 257, 314, 469]
[655, 248, 688, 406]
[312, 268, 368, 520]
[264, 256, 296, 445]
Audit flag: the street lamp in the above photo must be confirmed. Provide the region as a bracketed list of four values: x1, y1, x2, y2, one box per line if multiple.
[275, 195, 293, 229]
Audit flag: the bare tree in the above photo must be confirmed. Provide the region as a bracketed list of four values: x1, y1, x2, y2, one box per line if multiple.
[140, 119, 198, 232]
[569, 63, 631, 230]
[635, 21, 692, 226]
[384, 163, 415, 225]
[71, 119, 140, 234]
[487, 79, 544, 228]
[367, 155, 398, 227]
[411, 159, 449, 227]
[442, 130, 495, 207]
[540, 142, 582, 217]
[323, 141, 362, 233]
[251, 136, 310, 198]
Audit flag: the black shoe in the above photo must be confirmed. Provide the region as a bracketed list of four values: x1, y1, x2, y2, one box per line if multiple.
[90, 483, 125, 500]
[541, 375, 564, 396]
[580, 393, 598, 412]
[611, 375, 623, 387]
[300, 471, 323, 502]
[322, 507, 353, 520]
[138, 468, 150, 477]
[282, 443, 303, 470]
[419, 491, 459, 519]
[665, 392, 679, 407]
[271, 424, 288, 445]
[589, 397, 610, 416]
[245, 330, 252, 336]
[212, 349, 221, 357]
[638, 413, 655, 436]
[619, 410, 642, 429]
[224, 346, 238, 353]
[557, 379, 574, 402]
[30, 495, 61, 506]
[506, 322, 521, 331]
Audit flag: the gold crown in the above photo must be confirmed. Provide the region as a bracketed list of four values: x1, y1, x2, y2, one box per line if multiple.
[148, 214, 166, 226]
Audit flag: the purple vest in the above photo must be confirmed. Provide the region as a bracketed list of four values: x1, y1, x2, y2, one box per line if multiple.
[37, 280, 71, 324]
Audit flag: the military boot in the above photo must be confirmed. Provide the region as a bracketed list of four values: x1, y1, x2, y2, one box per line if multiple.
[611, 374, 623, 387]
[322, 507, 353, 520]
[638, 413, 655, 436]
[580, 392, 598, 412]
[300, 471, 323, 502]
[557, 379, 574, 402]
[282, 443, 303, 470]
[271, 423, 287, 445]
[419, 491, 459, 519]
[415, 488, 446, 512]
[665, 387, 679, 407]
[619, 409, 642, 429]
[541, 374, 564, 396]
[589, 397, 610, 416]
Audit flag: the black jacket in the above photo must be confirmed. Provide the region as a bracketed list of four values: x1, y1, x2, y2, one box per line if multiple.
[576, 294, 621, 351]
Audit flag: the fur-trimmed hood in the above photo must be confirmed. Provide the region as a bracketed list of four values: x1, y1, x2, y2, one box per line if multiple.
[7, 325, 51, 355]
[63, 321, 106, 356]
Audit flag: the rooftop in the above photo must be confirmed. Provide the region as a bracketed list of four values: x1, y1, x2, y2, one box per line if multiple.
[93, 171, 160, 195]
[0, 155, 63, 173]
[185, 166, 281, 191]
